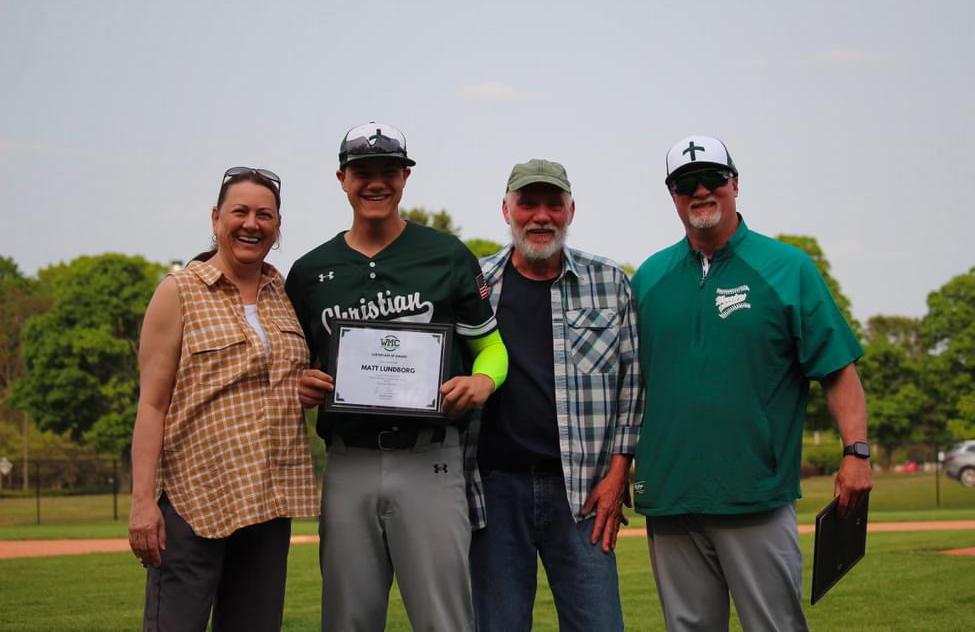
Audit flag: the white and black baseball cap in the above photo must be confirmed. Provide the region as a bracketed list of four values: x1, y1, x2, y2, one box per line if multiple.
[339, 121, 416, 169]
[664, 135, 737, 184]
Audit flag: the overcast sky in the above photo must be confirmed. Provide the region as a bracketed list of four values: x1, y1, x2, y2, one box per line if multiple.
[2, 0, 972, 323]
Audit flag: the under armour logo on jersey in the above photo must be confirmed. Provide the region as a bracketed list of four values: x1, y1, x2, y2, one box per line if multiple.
[433, 463, 448, 474]
[318, 271, 335, 282]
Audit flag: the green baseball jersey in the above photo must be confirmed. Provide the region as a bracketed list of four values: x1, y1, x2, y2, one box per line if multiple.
[631, 217, 862, 516]
[285, 221, 497, 439]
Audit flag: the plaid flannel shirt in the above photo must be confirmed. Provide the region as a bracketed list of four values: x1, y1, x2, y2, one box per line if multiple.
[159, 261, 319, 538]
[464, 245, 645, 529]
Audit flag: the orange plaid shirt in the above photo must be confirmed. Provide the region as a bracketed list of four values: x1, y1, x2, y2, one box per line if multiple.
[158, 261, 319, 538]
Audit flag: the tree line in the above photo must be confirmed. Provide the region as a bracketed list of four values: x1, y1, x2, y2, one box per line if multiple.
[1, 208, 973, 487]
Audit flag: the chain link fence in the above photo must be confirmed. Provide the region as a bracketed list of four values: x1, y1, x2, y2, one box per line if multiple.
[0, 458, 122, 526]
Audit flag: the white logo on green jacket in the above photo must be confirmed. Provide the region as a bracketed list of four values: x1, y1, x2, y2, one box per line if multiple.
[715, 285, 751, 319]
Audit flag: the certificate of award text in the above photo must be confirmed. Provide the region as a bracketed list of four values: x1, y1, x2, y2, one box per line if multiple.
[325, 319, 452, 419]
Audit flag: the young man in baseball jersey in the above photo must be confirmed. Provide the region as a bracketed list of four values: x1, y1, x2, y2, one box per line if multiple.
[285, 122, 507, 632]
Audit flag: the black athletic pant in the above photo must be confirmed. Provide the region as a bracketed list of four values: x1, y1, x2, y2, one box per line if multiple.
[143, 494, 292, 632]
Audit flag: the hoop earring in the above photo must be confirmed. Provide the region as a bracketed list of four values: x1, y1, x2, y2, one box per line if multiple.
[272, 234, 281, 250]
[210, 235, 217, 249]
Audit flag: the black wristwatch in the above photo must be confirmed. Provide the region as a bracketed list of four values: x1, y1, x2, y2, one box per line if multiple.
[842, 441, 870, 459]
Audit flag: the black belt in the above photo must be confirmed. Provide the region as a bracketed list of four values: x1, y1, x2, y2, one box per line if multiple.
[339, 425, 447, 451]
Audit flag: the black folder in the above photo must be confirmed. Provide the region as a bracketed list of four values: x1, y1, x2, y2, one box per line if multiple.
[810, 493, 869, 605]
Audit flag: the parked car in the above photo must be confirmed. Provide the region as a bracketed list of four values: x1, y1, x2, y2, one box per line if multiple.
[944, 440, 975, 487]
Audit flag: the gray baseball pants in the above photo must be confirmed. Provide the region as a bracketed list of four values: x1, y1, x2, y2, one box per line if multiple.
[319, 426, 473, 632]
[647, 502, 809, 632]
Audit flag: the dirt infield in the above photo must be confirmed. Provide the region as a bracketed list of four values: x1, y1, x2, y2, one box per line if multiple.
[2, 523, 974, 560]
[0, 534, 319, 560]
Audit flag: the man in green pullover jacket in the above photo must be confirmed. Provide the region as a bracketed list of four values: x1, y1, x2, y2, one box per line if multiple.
[631, 135, 873, 631]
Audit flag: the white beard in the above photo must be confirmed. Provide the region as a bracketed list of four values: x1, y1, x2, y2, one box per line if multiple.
[688, 207, 721, 229]
[510, 224, 566, 261]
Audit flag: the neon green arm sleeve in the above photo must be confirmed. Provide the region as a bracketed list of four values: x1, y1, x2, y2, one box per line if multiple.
[466, 330, 508, 391]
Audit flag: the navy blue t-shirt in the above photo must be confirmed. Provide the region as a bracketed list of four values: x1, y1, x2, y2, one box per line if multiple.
[478, 262, 560, 470]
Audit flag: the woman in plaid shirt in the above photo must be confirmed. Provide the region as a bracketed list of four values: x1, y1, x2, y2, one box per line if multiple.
[128, 168, 319, 631]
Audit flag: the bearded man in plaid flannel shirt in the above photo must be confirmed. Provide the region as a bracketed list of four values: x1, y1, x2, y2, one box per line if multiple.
[466, 158, 645, 632]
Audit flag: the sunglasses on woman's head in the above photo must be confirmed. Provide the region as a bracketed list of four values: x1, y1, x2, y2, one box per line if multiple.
[222, 167, 281, 190]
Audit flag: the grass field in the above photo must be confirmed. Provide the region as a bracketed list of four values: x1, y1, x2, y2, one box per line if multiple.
[4, 470, 974, 537]
[1, 472, 974, 630]
[1, 529, 974, 630]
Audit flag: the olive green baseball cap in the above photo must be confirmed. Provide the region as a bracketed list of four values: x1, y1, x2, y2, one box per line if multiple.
[506, 159, 571, 194]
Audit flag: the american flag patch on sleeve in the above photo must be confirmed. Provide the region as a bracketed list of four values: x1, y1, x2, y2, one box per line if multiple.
[475, 273, 489, 300]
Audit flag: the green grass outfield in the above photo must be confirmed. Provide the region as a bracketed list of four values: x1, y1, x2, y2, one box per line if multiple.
[4, 471, 975, 537]
[1, 472, 974, 630]
[1, 529, 974, 630]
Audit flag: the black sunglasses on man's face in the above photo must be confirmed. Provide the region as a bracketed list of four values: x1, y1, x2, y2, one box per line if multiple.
[668, 169, 734, 196]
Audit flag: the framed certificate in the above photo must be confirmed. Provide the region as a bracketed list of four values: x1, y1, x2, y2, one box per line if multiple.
[324, 319, 453, 419]
[811, 493, 869, 605]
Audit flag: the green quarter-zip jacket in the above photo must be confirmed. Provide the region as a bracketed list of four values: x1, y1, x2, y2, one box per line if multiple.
[631, 216, 862, 516]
